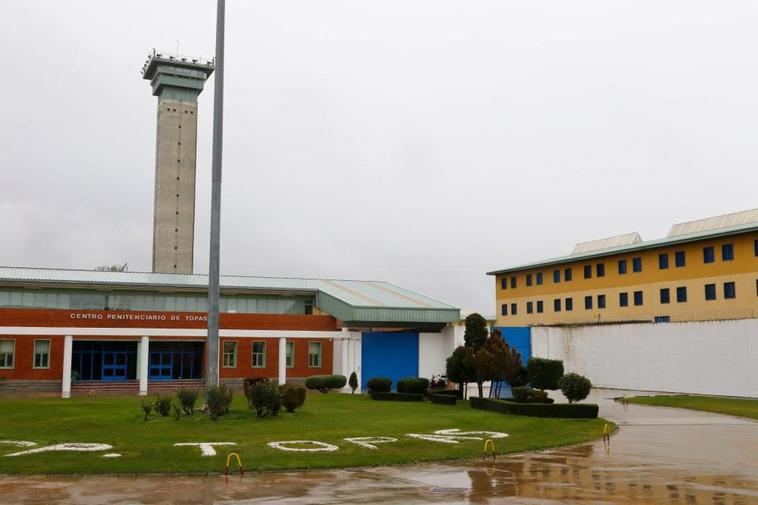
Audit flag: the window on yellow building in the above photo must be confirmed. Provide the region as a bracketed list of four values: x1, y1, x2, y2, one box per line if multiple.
[554, 299, 561, 312]
[526, 274, 532, 286]
[660, 288, 670, 304]
[659, 253, 669, 269]
[618, 259, 628, 274]
[596, 264, 605, 277]
[511, 303, 517, 315]
[536, 272, 543, 285]
[754, 239, 758, 256]
[501, 304, 507, 316]
[633, 291, 644, 306]
[553, 270, 561, 283]
[526, 301, 533, 314]
[724, 282, 736, 299]
[510, 277, 517, 289]
[722, 244, 734, 261]
[632, 257, 642, 272]
[584, 296, 592, 309]
[583, 265, 592, 279]
[703, 246, 715, 264]
[501, 277, 507, 290]
[564, 268, 572, 281]
[705, 284, 717, 301]
[565, 297, 573, 311]
[597, 294, 606, 309]
[619, 292, 629, 307]
[675, 251, 686, 267]
[536, 301, 544, 313]
[676, 287, 687, 303]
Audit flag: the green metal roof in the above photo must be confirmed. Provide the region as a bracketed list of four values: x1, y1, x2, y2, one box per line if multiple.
[487, 221, 758, 276]
[0, 266, 459, 325]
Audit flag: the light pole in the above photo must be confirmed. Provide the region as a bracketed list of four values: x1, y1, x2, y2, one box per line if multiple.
[207, 0, 225, 388]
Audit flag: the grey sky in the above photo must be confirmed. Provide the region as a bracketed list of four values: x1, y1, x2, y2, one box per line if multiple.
[1, 0, 756, 313]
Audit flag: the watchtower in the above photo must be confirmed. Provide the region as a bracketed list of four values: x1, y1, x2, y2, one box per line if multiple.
[142, 50, 214, 274]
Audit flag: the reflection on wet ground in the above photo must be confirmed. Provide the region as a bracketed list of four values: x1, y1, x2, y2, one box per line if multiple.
[0, 389, 755, 504]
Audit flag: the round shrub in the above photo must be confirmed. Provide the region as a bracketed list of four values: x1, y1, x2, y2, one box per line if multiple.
[305, 374, 347, 393]
[281, 384, 306, 412]
[153, 395, 172, 417]
[527, 357, 564, 390]
[176, 388, 198, 415]
[558, 373, 592, 403]
[511, 386, 531, 403]
[367, 377, 392, 393]
[249, 381, 281, 418]
[397, 377, 430, 395]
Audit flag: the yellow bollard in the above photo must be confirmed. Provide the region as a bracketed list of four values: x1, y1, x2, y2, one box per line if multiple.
[602, 423, 611, 444]
[225, 452, 244, 476]
[482, 439, 496, 462]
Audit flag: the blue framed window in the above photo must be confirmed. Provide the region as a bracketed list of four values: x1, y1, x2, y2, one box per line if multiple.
[596, 263, 605, 277]
[536, 300, 544, 313]
[584, 295, 593, 310]
[583, 265, 592, 279]
[703, 246, 715, 264]
[676, 286, 687, 303]
[510, 277, 517, 289]
[654, 316, 671, 323]
[619, 292, 629, 307]
[755, 239, 758, 256]
[618, 259, 627, 275]
[633, 291, 644, 306]
[674, 251, 686, 267]
[565, 297, 573, 311]
[723, 282, 736, 299]
[554, 299, 561, 312]
[526, 274, 532, 286]
[536, 272, 543, 285]
[704, 284, 716, 301]
[501, 277, 507, 290]
[722, 243, 734, 261]
[597, 294, 606, 309]
[501, 304, 508, 316]
[660, 288, 670, 304]
[564, 268, 572, 281]
[511, 303, 517, 315]
[658, 253, 669, 269]
[553, 270, 561, 283]
[632, 257, 642, 272]
[526, 301, 533, 314]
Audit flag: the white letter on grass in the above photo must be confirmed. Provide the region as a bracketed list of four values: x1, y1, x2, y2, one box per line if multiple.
[343, 437, 397, 450]
[5, 443, 112, 457]
[174, 442, 237, 457]
[267, 441, 339, 452]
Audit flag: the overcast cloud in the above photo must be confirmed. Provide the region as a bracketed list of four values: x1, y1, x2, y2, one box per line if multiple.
[1, 0, 756, 313]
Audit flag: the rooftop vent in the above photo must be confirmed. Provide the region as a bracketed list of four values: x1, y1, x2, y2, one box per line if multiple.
[572, 232, 642, 255]
[667, 208, 758, 238]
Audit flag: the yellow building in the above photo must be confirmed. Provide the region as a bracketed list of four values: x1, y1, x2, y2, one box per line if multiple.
[488, 209, 758, 326]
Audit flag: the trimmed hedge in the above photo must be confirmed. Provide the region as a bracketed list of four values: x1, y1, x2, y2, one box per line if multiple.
[430, 393, 457, 405]
[428, 389, 463, 400]
[367, 377, 392, 393]
[512, 386, 554, 404]
[370, 392, 424, 402]
[397, 377, 429, 395]
[470, 396, 598, 418]
[305, 375, 347, 393]
[526, 357, 564, 390]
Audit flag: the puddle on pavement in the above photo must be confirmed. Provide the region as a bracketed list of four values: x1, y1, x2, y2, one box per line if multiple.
[1, 390, 755, 504]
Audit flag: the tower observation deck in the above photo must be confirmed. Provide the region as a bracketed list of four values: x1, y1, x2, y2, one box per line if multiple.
[142, 50, 214, 274]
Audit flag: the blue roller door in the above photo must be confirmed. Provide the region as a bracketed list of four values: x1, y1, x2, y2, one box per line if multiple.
[361, 331, 419, 390]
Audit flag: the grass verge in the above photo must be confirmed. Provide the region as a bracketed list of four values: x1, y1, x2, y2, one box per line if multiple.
[626, 395, 758, 420]
[0, 393, 609, 474]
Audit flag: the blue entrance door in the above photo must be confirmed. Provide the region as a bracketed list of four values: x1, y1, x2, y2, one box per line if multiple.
[149, 352, 173, 380]
[102, 351, 128, 381]
[361, 331, 419, 390]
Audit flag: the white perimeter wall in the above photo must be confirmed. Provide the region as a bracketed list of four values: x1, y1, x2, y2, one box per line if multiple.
[419, 326, 462, 379]
[532, 319, 758, 398]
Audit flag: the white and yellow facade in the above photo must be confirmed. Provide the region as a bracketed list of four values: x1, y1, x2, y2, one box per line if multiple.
[488, 210, 758, 327]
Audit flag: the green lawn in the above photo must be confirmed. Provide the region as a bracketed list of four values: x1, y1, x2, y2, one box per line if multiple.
[626, 395, 758, 420]
[0, 393, 608, 474]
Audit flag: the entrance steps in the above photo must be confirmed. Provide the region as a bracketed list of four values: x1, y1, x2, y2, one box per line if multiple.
[71, 379, 205, 396]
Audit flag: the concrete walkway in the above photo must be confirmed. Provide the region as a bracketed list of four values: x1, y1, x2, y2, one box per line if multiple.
[0, 389, 755, 504]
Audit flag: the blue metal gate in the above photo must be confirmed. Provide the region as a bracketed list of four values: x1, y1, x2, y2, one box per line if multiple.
[498, 326, 531, 365]
[361, 331, 419, 390]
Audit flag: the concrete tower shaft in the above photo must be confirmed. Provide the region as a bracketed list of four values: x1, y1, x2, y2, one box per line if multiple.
[142, 51, 214, 274]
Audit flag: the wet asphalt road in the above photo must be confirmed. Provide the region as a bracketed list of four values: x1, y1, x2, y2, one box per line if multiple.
[0, 389, 756, 504]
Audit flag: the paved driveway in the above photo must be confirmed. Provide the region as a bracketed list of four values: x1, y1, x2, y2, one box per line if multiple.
[0, 389, 755, 504]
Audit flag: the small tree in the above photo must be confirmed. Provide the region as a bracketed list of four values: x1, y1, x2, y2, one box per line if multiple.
[468, 329, 522, 397]
[527, 357, 564, 391]
[348, 371, 358, 394]
[558, 373, 592, 403]
[463, 313, 488, 351]
[446, 346, 475, 398]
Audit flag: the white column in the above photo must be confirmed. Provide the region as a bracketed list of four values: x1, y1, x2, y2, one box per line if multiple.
[139, 336, 149, 396]
[341, 329, 350, 376]
[61, 335, 73, 399]
[278, 337, 286, 385]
